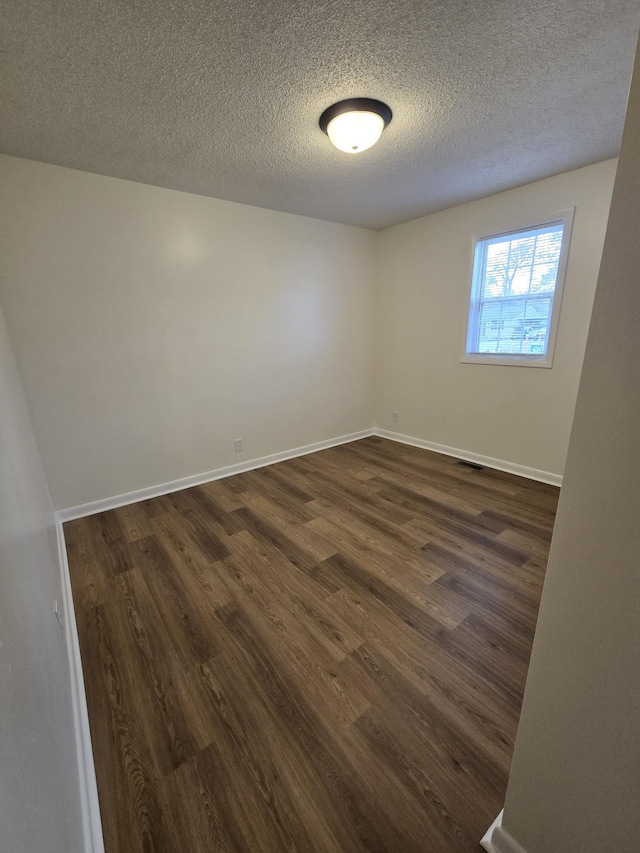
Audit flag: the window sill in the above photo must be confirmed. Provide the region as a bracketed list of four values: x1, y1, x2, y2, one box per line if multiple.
[460, 353, 553, 368]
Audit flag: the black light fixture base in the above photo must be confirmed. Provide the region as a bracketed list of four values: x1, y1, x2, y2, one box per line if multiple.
[319, 98, 392, 135]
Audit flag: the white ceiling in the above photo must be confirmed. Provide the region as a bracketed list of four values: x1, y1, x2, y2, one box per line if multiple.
[1, 1, 639, 230]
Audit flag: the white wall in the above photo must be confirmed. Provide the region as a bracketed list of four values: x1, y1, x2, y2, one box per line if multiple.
[0, 155, 617, 508]
[0, 305, 84, 852]
[0, 155, 375, 510]
[497, 38, 640, 853]
[375, 160, 617, 478]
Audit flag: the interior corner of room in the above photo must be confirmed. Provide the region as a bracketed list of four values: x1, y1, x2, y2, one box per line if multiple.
[0, 154, 617, 514]
[1, 5, 639, 853]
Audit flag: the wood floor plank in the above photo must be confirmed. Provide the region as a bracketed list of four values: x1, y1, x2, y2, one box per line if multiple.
[113, 502, 156, 543]
[65, 436, 559, 852]
[197, 479, 248, 514]
[240, 491, 336, 561]
[99, 583, 196, 778]
[291, 454, 416, 527]
[325, 586, 521, 763]
[65, 511, 136, 610]
[318, 550, 470, 632]
[213, 601, 413, 852]
[76, 603, 174, 853]
[220, 544, 366, 667]
[307, 513, 443, 590]
[216, 568, 370, 731]
[128, 535, 223, 665]
[342, 440, 521, 500]
[354, 696, 497, 847]
[237, 468, 319, 525]
[195, 651, 337, 853]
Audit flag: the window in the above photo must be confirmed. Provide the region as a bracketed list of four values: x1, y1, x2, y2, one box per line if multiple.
[462, 209, 574, 367]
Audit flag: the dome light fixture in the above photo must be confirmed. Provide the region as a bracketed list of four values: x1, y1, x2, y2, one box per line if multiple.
[319, 98, 392, 154]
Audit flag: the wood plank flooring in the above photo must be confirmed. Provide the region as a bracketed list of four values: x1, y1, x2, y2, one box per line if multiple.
[65, 437, 559, 853]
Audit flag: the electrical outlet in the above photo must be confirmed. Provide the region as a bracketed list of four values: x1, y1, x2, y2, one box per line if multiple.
[391, 411, 398, 423]
[234, 438, 243, 453]
[54, 600, 65, 640]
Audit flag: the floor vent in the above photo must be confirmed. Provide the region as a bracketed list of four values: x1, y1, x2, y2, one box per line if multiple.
[456, 459, 484, 471]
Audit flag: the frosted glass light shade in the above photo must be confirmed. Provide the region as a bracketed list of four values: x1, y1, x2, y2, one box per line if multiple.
[319, 98, 392, 155]
[327, 111, 385, 153]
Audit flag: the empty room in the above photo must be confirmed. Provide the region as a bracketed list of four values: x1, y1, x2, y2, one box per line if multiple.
[1, 2, 639, 852]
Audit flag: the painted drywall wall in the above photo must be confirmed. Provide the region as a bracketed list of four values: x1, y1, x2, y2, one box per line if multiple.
[0, 305, 84, 852]
[375, 160, 617, 478]
[498, 40, 640, 853]
[0, 156, 376, 510]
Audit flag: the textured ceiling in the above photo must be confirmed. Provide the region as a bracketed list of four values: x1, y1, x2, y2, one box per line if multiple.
[1, 1, 639, 229]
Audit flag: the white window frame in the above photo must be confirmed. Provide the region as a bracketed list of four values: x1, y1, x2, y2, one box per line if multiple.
[460, 207, 575, 368]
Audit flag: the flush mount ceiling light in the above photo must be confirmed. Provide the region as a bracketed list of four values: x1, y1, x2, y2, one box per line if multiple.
[319, 98, 392, 154]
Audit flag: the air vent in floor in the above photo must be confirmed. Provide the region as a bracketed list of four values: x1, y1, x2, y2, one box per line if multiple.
[456, 459, 484, 471]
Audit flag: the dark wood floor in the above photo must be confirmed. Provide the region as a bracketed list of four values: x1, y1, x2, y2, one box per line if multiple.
[65, 437, 558, 853]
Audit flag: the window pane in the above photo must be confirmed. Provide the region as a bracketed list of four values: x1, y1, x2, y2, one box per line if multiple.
[468, 221, 564, 357]
[524, 297, 551, 353]
[530, 231, 562, 293]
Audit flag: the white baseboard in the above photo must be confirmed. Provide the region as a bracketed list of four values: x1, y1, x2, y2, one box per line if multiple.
[373, 429, 563, 487]
[481, 810, 504, 850]
[57, 426, 561, 522]
[481, 810, 528, 853]
[56, 519, 105, 853]
[57, 429, 375, 521]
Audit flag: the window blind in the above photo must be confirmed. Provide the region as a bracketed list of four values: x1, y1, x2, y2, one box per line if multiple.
[470, 222, 564, 356]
